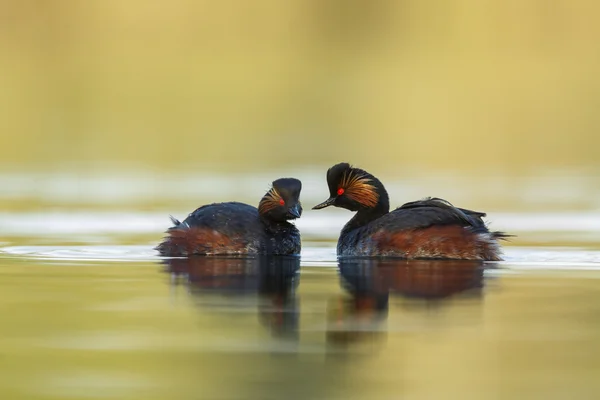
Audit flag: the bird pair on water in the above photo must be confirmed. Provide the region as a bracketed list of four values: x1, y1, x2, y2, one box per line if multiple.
[156, 162, 509, 261]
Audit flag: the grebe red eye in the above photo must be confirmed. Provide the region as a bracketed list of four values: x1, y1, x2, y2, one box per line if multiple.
[279, 198, 285, 206]
[337, 188, 344, 196]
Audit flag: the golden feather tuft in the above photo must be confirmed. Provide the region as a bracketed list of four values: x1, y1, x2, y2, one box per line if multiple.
[339, 170, 379, 208]
[258, 187, 283, 215]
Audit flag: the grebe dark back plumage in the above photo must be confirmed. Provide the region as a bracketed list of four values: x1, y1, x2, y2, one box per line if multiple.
[312, 163, 509, 261]
[156, 178, 302, 256]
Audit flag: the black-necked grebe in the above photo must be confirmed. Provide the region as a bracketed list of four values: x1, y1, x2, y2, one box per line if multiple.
[157, 178, 302, 256]
[313, 163, 509, 260]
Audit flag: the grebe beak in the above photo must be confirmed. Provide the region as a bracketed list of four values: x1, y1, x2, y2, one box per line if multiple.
[312, 198, 335, 210]
[288, 203, 302, 218]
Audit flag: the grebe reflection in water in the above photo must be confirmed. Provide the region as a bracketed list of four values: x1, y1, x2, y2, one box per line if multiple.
[163, 255, 300, 338]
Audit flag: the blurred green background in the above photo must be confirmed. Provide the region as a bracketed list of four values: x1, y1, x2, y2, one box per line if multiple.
[1, 0, 599, 210]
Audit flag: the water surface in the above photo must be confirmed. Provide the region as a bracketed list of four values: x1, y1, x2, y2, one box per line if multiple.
[1, 211, 600, 400]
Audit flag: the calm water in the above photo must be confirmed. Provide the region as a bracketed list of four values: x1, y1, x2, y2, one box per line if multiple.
[1, 211, 600, 400]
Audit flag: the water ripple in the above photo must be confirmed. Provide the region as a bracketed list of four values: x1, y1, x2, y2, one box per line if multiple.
[1, 244, 600, 269]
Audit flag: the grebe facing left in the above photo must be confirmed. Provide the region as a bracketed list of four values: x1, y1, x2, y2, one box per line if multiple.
[313, 163, 509, 260]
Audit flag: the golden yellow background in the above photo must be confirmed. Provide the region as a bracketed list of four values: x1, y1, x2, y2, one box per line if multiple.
[2, 1, 598, 175]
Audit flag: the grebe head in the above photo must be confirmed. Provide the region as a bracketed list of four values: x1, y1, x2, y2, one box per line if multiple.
[312, 163, 389, 213]
[259, 178, 303, 222]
